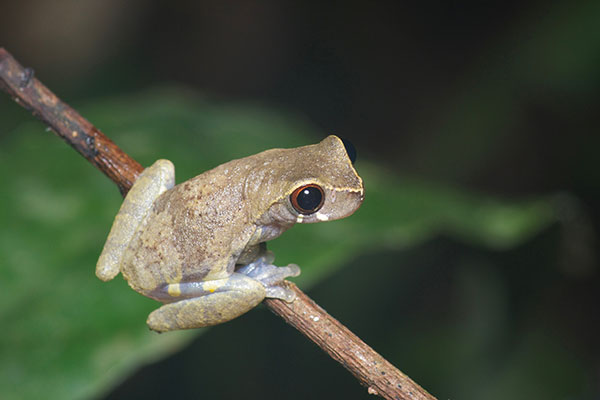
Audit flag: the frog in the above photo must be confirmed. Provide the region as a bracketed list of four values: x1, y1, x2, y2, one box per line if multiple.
[96, 135, 364, 332]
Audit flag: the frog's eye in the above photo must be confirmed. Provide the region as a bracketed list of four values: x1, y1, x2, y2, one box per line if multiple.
[290, 184, 325, 215]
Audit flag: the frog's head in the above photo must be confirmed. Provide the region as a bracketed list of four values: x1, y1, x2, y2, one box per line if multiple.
[250, 135, 364, 228]
[286, 135, 364, 224]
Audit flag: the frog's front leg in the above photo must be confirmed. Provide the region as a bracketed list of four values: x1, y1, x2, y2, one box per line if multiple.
[146, 256, 300, 332]
[96, 160, 175, 281]
[236, 252, 300, 302]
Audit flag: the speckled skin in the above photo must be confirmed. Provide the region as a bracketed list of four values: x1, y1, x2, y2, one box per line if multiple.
[96, 135, 364, 332]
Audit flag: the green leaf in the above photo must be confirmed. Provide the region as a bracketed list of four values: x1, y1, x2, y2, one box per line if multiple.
[0, 87, 557, 399]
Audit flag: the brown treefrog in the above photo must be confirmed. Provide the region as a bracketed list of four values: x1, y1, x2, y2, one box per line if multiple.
[96, 135, 364, 332]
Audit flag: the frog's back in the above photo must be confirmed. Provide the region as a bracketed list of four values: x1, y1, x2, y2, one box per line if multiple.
[120, 167, 256, 296]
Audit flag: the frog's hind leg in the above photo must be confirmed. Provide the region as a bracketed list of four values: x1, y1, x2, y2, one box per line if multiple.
[96, 160, 175, 281]
[146, 274, 266, 332]
[146, 255, 301, 332]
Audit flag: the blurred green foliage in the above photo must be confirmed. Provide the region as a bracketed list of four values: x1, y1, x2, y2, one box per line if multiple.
[0, 88, 565, 399]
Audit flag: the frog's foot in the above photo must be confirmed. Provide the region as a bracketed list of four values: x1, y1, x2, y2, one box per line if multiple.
[236, 253, 301, 303]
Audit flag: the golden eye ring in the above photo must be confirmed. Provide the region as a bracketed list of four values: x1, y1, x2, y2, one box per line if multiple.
[290, 184, 325, 215]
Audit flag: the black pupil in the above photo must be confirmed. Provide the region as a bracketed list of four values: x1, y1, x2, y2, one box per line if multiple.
[297, 187, 323, 212]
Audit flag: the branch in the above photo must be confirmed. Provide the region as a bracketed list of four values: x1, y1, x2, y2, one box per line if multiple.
[0, 47, 436, 400]
[0, 49, 142, 195]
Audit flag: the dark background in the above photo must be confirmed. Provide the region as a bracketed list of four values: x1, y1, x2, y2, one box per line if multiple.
[3, 1, 599, 202]
[1, 1, 599, 398]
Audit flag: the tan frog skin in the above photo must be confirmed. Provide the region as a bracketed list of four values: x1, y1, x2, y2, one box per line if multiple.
[96, 135, 364, 332]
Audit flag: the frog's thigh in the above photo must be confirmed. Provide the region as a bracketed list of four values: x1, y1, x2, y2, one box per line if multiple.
[96, 160, 175, 281]
[147, 274, 266, 332]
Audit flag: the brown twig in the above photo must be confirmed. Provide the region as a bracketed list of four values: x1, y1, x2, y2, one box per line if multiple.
[0, 49, 142, 195]
[0, 47, 436, 400]
[265, 284, 435, 399]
